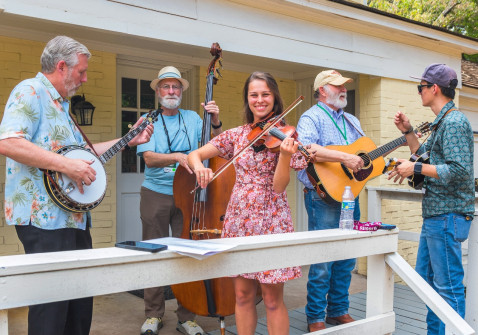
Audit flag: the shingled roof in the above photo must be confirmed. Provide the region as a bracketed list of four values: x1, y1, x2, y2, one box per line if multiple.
[462, 60, 478, 89]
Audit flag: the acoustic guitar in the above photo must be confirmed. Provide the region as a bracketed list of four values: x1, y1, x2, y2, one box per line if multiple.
[310, 122, 430, 203]
[43, 109, 159, 213]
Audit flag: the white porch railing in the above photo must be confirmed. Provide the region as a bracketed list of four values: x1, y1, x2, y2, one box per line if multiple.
[0, 227, 474, 334]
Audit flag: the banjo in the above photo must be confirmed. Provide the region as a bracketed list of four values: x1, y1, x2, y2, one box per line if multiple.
[43, 109, 159, 213]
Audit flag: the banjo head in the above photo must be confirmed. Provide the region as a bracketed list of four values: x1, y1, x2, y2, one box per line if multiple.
[61, 148, 107, 205]
[44, 146, 108, 213]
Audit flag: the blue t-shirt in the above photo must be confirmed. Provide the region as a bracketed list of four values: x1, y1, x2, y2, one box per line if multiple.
[136, 109, 202, 195]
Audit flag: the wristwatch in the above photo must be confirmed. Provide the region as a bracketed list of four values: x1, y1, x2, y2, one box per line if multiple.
[414, 162, 423, 175]
[402, 126, 414, 135]
[212, 120, 222, 129]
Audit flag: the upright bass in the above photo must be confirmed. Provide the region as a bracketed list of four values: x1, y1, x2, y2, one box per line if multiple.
[171, 43, 238, 333]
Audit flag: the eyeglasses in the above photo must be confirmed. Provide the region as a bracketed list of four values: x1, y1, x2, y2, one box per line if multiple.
[417, 84, 434, 93]
[159, 84, 182, 91]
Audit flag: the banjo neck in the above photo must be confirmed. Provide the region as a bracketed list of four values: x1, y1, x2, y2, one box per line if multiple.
[99, 109, 159, 164]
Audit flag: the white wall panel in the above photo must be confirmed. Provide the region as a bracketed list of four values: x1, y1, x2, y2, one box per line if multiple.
[0, 0, 475, 83]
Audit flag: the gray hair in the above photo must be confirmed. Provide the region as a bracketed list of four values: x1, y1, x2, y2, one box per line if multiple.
[41, 36, 91, 73]
[313, 84, 329, 101]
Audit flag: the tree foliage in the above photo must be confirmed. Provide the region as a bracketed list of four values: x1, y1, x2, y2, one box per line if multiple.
[367, 0, 478, 39]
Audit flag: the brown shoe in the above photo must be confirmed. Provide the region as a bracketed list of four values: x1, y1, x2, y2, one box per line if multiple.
[307, 321, 326, 332]
[325, 314, 355, 325]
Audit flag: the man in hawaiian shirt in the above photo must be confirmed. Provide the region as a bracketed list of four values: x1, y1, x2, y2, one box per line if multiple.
[389, 63, 474, 334]
[0, 35, 153, 335]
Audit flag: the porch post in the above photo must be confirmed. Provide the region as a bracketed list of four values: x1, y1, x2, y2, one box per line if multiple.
[367, 188, 382, 222]
[366, 253, 395, 334]
[0, 310, 8, 335]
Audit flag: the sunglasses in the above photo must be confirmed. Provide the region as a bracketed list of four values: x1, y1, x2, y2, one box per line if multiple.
[417, 84, 434, 93]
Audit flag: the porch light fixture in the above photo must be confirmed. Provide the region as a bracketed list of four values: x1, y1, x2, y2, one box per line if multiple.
[71, 94, 95, 126]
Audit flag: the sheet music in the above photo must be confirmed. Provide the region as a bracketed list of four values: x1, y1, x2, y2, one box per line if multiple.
[144, 237, 236, 260]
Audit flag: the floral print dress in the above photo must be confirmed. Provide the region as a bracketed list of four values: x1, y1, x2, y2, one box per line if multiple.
[210, 124, 307, 283]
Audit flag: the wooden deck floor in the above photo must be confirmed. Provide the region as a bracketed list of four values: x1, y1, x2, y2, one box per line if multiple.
[207, 284, 427, 334]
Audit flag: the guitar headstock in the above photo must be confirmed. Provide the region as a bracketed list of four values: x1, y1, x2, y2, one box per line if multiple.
[383, 157, 399, 174]
[147, 108, 161, 124]
[128, 109, 160, 133]
[415, 122, 431, 136]
[208, 42, 223, 85]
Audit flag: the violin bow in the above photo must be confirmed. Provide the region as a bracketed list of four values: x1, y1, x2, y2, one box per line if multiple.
[191, 95, 304, 193]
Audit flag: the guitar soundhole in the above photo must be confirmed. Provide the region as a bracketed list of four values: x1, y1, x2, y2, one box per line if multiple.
[354, 153, 373, 181]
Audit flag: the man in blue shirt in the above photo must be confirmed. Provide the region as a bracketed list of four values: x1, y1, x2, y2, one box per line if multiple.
[297, 70, 364, 332]
[389, 63, 474, 334]
[0, 36, 152, 335]
[137, 66, 222, 335]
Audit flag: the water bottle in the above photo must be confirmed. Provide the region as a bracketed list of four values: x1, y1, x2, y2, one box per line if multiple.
[339, 186, 355, 230]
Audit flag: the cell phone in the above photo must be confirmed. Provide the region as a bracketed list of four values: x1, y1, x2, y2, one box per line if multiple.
[378, 223, 397, 230]
[115, 241, 168, 253]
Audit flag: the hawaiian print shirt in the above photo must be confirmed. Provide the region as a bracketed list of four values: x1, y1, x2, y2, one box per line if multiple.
[417, 101, 475, 218]
[0, 73, 88, 229]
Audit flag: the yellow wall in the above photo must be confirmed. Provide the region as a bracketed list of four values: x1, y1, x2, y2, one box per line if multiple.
[0, 36, 117, 255]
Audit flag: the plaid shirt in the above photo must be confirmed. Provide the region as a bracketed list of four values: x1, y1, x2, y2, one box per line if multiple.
[417, 101, 475, 218]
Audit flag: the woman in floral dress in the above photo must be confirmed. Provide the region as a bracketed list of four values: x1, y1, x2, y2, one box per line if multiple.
[188, 72, 307, 335]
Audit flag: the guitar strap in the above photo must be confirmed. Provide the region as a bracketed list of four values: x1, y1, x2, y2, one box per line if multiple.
[343, 114, 365, 137]
[415, 108, 457, 154]
[415, 107, 457, 192]
[69, 112, 100, 157]
[431, 108, 457, 132]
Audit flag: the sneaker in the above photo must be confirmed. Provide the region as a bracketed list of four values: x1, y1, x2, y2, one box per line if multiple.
[176, 320, 204, 335]
[141, 317, 163, 335]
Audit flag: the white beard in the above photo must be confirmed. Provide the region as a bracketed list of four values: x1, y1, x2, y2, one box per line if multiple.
[324, 85, 348, 110]
[160, 95, 182, 109]
[64, 68, 80, 97]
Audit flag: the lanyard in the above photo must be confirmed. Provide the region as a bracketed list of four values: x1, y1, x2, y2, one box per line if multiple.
[317, 104, 348, 144]
[158, 110, 191, 153]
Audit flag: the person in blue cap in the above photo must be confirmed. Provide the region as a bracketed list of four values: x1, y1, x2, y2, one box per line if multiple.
[389, 63, 474, 334]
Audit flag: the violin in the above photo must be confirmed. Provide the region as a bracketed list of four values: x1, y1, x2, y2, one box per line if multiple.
[248, 114, 299, 152]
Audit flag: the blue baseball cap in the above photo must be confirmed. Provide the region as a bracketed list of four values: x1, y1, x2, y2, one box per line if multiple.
[411, 63, 458, 89]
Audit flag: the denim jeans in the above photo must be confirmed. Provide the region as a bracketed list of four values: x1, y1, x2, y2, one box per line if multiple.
[416, 213, 472, 335]
[304, 189, 360, 324]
